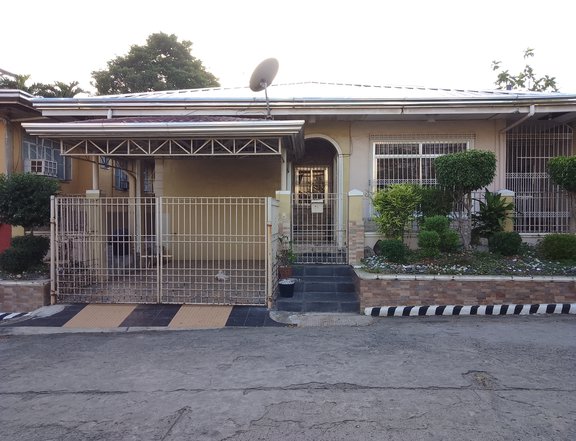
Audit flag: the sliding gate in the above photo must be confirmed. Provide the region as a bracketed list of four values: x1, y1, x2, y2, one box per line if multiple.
[52, 196, 277, 305]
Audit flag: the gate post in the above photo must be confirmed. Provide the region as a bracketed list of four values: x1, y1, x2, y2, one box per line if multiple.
[348, 190, 365, 266]
[50, 196, 57, 305]
[275, 191, 291, 239]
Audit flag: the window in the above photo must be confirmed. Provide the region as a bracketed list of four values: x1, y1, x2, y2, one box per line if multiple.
[114, 160, 129, 191]
[372, 138, 469, 191]
[23, 136, 71, 180]
[143, 163, 154, 194]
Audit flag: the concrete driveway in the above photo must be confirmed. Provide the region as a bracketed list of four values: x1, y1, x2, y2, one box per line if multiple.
[0, 315, 574, 440]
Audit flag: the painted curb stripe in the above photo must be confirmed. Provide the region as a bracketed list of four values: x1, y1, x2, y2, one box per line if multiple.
[365, 303, 576, 317]
[0, 312, 28, 320]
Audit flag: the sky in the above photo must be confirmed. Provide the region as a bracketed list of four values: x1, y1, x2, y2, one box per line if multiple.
[2, 0, 575, 93]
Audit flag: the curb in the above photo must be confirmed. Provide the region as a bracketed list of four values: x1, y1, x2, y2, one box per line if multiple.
[0, 312, 30, 321]
[365, 303, 576, 317]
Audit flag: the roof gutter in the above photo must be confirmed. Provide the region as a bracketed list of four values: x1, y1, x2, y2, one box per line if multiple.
[501, 104, 536, 133]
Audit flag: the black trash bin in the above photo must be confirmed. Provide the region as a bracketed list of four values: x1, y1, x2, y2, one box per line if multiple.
[279, 278, 296, 298]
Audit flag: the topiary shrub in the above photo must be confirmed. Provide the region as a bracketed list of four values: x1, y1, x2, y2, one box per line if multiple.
[420, 215, 460, 253]
[375, 239, 409, 263]
[418, 230, 441, 258]
[539, 234, 576, 261]
[418, 186, 454, 219]
[439, 229, 460, 253]
[488, 231, 522, 256]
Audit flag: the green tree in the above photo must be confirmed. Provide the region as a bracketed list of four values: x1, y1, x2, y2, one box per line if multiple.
[492, 48, 558, 92]
[0, 173, 60, 233]
[435, 150, 496, 249]
[548, 156, 576, 233]
[92, 32, 220, 95]
[0, 73, 86, 97]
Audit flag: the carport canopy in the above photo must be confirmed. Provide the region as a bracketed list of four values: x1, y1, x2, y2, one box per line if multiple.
[23, 116, 305, 158]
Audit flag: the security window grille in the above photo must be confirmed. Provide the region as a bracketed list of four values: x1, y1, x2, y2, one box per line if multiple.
[114, 161, 129, 191]
[373, 140, 467, 190]
[505, 123, 573, 233]
[143, 164, 154, 194]
[23, 136, 71, 180]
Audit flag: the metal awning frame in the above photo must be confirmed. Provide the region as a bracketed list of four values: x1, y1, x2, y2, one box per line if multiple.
[60, 137, 284, 156]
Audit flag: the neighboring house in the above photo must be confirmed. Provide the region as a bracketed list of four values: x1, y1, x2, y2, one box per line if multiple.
[16, 82, 576, 305]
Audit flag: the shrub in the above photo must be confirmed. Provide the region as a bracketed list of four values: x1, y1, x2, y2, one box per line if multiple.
[488, 231, 522, 256]
[472, 189, 514, 240]
[0, 173, 59, 232]
[0, 235, 50, 274]
[374, 239, 409, 263]
[11, 235, 50, 263]
[418, 230, 441, 258]
[539, 234, 576, 261]
[372, 184, 421, 240]
[439, 229, 460, 253]
[421, 215, 450, 234]
[420, 215, 460, 253]
[418, 186, 453, 219]
[0, 247, 35, 274]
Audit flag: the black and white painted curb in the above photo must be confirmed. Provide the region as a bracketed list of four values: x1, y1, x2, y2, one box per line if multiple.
[365, 303, 576, 317]
[0, 312, 30, 321]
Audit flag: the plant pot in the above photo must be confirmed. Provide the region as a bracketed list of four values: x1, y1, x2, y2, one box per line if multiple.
[278, 266, 293, 279]
[278, 278, 296, 298]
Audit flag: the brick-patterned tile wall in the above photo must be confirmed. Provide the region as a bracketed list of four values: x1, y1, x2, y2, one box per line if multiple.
[354, 272, 576, 309]
[0, 280, 50, 312]
[348, 221, 365, 266]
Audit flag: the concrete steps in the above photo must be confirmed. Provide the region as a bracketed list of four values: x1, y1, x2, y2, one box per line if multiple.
[276, 265, 360, 313]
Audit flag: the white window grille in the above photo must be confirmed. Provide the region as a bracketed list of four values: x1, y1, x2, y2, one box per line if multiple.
[505, 123, 573, 234]
[22, 136, 71, 180]
[372, 137, 470, 191]
[114, 160, 129, 191]
[25, 159, 58, 177]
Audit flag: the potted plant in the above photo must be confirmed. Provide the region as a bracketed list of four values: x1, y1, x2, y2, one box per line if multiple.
[277, 234, 296, 279]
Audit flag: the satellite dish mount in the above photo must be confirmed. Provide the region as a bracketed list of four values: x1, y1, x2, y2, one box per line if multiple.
[249, 58, 279, 119]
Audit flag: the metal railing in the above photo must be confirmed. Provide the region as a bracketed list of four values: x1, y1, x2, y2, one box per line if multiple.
[52, 196, 275, 305]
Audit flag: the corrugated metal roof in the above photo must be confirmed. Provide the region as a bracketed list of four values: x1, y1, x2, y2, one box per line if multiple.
[91, 81, 571, 101]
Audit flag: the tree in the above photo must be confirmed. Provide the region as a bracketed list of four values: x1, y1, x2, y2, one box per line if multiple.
[0, 72, 86, 97]
[548, 156, 576, 233]
[0, 173, 60, 233]
[434, 150, 496, 249]
[492, 48, 558, 92]
[92, 32, 220, 95]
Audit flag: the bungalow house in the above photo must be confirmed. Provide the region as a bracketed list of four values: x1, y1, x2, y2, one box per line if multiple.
[9, 82, 576, 306]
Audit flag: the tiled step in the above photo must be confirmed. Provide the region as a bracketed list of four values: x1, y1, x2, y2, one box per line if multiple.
[276, 264, 360, 314]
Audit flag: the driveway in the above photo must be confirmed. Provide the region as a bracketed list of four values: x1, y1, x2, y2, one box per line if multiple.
[0, 315, 574, 440]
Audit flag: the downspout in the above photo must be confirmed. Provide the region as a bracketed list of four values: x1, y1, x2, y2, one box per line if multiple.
[498, 104, 536, 189]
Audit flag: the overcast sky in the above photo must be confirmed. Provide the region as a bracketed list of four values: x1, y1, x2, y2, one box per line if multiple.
[2, 0, 575, 93]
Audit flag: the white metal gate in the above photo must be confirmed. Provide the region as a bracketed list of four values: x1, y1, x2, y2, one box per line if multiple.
[291, 193, 347, 264]
[51, 196, 275, 305]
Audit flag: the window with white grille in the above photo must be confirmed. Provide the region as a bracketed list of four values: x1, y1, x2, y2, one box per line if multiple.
[505, 123, 573, 234]
[372, 138, 469, 190]
[114, 160, 129, 191]
[23, 136, 71, 180]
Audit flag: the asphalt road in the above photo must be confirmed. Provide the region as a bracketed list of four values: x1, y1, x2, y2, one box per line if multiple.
[0, 315, 574, 440]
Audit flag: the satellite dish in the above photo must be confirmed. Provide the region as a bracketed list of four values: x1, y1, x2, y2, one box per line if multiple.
[249, 58, 279, 92]
[249, 58, 279, 119]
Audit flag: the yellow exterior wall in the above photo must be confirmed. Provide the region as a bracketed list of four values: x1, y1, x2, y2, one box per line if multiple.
[164, 157, 281, 197]
[0, 121, 6, 174]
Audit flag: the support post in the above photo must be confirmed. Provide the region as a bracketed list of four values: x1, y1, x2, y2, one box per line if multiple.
[275, 191, 291, 239]
[497, 189, 515, 232]
[348, 189, 365, 266]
